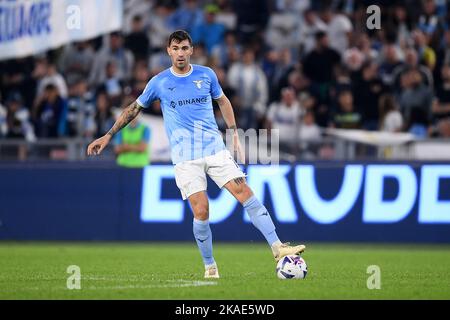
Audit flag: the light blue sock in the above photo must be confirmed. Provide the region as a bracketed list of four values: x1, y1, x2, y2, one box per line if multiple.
[193, 218, 215, 266]
[243, 196, 280, 246]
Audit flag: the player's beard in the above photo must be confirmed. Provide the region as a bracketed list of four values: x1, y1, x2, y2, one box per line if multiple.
[176, 59, 188, 70]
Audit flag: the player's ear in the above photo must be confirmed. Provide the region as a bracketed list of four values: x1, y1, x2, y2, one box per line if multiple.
[166, 46, 171, 56]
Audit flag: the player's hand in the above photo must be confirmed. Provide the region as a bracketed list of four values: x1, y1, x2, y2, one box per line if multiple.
[87, 135, 111, 156]
[233, 130, 245, 164]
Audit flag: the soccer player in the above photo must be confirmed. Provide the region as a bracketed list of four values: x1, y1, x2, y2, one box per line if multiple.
[87, 30, 305, 279]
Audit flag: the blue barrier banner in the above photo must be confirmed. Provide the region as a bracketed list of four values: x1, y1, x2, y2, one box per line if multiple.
[0, 162, 449, 242]
[0, 0, 123, 60]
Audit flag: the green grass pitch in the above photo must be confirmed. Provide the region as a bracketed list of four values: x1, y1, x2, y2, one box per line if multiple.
[1, 242, 449, 299]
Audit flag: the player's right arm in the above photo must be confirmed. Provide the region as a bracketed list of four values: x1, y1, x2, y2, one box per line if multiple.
[87, 75, 158, 156]
[87, 101, 143, 156]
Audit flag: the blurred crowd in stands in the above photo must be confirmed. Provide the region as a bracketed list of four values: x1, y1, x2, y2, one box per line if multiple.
[1, 0, 450, 160]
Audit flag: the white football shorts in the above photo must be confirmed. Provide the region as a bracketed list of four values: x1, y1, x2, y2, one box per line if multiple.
[174, 149, 246, 200]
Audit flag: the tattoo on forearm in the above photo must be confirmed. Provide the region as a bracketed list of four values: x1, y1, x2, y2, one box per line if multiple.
[107, 102, 142, 137]
[230, 125, 237, 131]
[234, 177, 245, 185]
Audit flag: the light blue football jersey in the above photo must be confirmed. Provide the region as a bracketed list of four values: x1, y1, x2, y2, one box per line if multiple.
[136, 64, 226, 164]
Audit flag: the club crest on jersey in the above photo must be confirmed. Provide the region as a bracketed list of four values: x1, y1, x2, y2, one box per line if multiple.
[193, 80, 203, 89]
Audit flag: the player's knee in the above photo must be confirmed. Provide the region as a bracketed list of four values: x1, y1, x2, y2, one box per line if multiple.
[234, 183, 253, 201]
[194, 205, 209, 220]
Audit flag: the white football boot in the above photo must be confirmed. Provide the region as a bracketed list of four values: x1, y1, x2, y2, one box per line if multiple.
[204, 262, 220, 279]
[272, 242, 306, 262]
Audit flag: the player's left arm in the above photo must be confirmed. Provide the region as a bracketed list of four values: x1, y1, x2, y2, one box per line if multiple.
[215, 94, 237, 131]
[215, 94, 245, 163]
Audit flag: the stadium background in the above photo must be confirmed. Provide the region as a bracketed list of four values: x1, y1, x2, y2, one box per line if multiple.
[0, 0, 450, 301]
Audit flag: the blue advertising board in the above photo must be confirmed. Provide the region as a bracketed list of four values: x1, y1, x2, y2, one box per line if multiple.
[0, 162, 449, 242]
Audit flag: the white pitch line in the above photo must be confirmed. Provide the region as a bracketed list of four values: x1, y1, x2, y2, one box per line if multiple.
[3, 279, 218, 292]
[86, 280, 218, 290]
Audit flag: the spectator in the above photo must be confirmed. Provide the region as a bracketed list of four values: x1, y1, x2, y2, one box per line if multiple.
[232, 0, 270, 43]
[320, 5, 353, 55]
[125, 15, 151, 61]
[378, 43, 403, 88]
[190, 42, 208, 66]
[418, 0, 439, 32]
[392, 48, 434, 91]
[331, 64, 352, 96]
[58, 41, 95, 87]
[211, 30, 241, 69]
[114, 115, 151, 168]
[412, 29, 436, 70]
[356, 33, 379, 62]
[299, 109, 321, 141]
[191, 4, 226, 54]
[33, 84, 67, 138]
[297, 8, 327, 56]
[406, 107, 429, 138]
[129, 60, 151, 99]
[265, 48, 296, 102]
[302, 31, 341, 86]
[97, 60, 124, 108]
[168, 0, 204, 33]
[302, 31, 341, 125]
[122, 0, 153, 35]
[5, 92, 35, 141]
[332, 89, 362, 129]
[265, 7, 300, 50]
[227, 47, 268, 129]
[434, 29, 450, 84]
[436, 118, 450, 137]
[214, 0, 238, 30]
[148, 50, 172, 76]
[353, 61, 385, 130]
[66, 78, 96, 138]
[342, 47, 365, 73]
[286, 68, 312, 100]
[3, 92, 35, 160]
[276, 0, 311, 15]
[36, 62, 68, 99]
[298, 109, 322, 158]
[266, 87, 303, 153]
[0, 57, 35, 109]
[379, 94, 403, 132]
[399, 68, 434, 126]
[433, 64, 450, 120]
[93, 91, 115, 138]
[147, 2, 174, 52]
[391, 3, 413, 49]
[89, 32, 135, 87]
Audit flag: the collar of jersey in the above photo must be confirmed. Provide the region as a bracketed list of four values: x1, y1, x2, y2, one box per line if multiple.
[170, 64, 193, 77]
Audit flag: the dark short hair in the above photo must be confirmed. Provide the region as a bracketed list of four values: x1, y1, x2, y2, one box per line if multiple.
[132, 15, 142, 22]
[315, 30, 327, 41]
[110, 31, 123, 37]
[44, 83, 57, 91]
[167, 30, 193, 47]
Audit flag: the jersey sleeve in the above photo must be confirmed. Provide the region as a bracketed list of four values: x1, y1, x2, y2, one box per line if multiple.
[207, 67, 223, 100]
[136, 77, 159, 108]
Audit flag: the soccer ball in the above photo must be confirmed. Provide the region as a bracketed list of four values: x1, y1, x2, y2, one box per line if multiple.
[276, 255, 308, 279]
